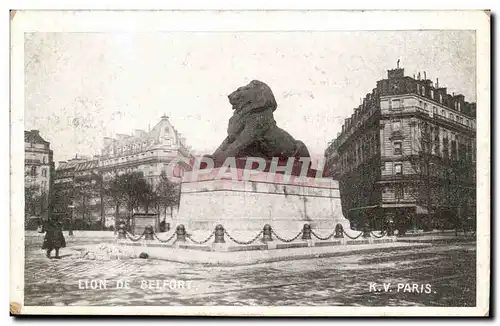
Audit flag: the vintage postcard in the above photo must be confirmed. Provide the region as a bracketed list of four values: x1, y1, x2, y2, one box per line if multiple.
[10, 10, 490, 316]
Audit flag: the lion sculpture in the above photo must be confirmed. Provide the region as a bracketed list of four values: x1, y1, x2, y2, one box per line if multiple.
[209, 80, 310, 167]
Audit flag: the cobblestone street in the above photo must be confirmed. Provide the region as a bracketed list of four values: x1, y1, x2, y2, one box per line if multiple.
[24, 235, 476, 307]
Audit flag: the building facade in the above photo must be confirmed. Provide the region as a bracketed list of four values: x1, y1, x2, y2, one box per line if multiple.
[325, 67, 476, 233]
[52, 115, 193, 229]
[24, 130, 55, 224]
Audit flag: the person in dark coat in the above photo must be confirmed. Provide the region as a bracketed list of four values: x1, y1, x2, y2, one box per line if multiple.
[42, 219, 66, 259]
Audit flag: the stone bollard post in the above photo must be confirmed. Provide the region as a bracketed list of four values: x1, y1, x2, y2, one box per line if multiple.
[301, 223, 312, 240]
[117, 220, 127, 239]
[214, 224, 225, 244]
[362, 222, 371, 239]
[144, 225, 154, 240]
[334, 223, 344, 239]
[176, 224, 187, 243]
[387, 219, 395, 237]
[262, 224, 273, 243]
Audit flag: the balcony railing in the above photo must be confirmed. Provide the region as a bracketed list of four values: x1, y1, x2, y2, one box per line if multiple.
[433, 114, 475, 131]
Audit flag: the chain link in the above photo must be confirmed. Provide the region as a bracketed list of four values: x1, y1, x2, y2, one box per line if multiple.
[271, 230, 303, 243]
[370, 231, 387, 239]
[343, 229, 364, 240]
[153, 231, 177, 243]
[224, 230, 263, 245]
[310, 229, 335, 241]
[126, 231, 145, 242]
[187, 231, 215, 245]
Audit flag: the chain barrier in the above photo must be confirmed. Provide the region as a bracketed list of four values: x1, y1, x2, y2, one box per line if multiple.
[187, 231, 215, 245]
[271, 230, 303, 243]
[153, 231, 177, 243]
[224, 230, 263, 245]
[343, 229, 364, 240]
[310, 230, 335, 241]
[126, 231, 145, 242]
[370, 231, 387, 239]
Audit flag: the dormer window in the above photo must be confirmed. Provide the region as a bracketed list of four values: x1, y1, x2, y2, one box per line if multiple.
[164, 127, 169, 133]
[439, 94, 443, 103]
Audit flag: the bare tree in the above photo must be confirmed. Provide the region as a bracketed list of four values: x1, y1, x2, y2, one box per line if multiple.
[406, 121, 475, 232]
[155, 171, 180, 221]
[25, 184, 40, 218]
[104, 171, 127, 232]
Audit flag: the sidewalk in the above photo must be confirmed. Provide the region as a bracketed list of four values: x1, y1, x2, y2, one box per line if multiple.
[397, 232, 476, 243]
[25, 230, 116, 238]
[77, 241, 432, 266]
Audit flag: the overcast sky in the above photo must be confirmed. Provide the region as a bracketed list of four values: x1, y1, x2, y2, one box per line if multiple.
[24, 31, 476, 163]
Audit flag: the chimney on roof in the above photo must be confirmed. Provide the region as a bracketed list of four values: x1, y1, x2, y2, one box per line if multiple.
[31, 129, 39, 135]
[436, 78, 439, 88]
[424, 71, 427, 80]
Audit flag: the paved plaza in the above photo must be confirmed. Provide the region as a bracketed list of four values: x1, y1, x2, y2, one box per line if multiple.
[24, 234, 476, 307]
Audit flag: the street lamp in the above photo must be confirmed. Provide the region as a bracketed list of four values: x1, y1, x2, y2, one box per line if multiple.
[68, 204, 75, 236]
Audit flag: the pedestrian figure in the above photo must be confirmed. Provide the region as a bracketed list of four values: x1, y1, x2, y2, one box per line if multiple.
[42, 219, 66, 259]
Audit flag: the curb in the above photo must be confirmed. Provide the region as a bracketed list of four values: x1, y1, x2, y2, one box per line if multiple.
[116, 242, 432, 267]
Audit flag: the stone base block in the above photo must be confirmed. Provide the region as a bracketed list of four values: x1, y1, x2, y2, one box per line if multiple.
[173, 170, 351, 235]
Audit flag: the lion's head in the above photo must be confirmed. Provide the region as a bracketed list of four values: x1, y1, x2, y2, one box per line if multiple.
[228, 80, 277, 112]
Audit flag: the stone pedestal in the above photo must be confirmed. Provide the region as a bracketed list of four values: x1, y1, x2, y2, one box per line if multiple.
[173, 169, 350, 236]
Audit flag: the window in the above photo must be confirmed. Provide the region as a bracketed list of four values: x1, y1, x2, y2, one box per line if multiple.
[433, 106, 437, 114]
[393, 142, 402, 155]
[424, 103, 428, 112]
[430, 89, 434, 98]
[392, 120, 401, 131]
[439, 94, 443, 103]
[42, 156, 46, 164]
[458, 102, 461, 111]
[466, 119, 470, 126]
[441, 109, 445, 116]
[394, 163, 403, 175]
[395, 185, 404, 200]
[42, 169, 47, 177]
[419, 101, 423, 108]
[421, 86, 426, 95]
[31, 166, 36, 176]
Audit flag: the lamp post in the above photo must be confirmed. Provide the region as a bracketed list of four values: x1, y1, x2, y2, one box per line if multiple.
[68, 204, 75, 236]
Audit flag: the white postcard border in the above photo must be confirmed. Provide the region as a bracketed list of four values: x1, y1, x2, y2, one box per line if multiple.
[10, 10, 490, 316]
